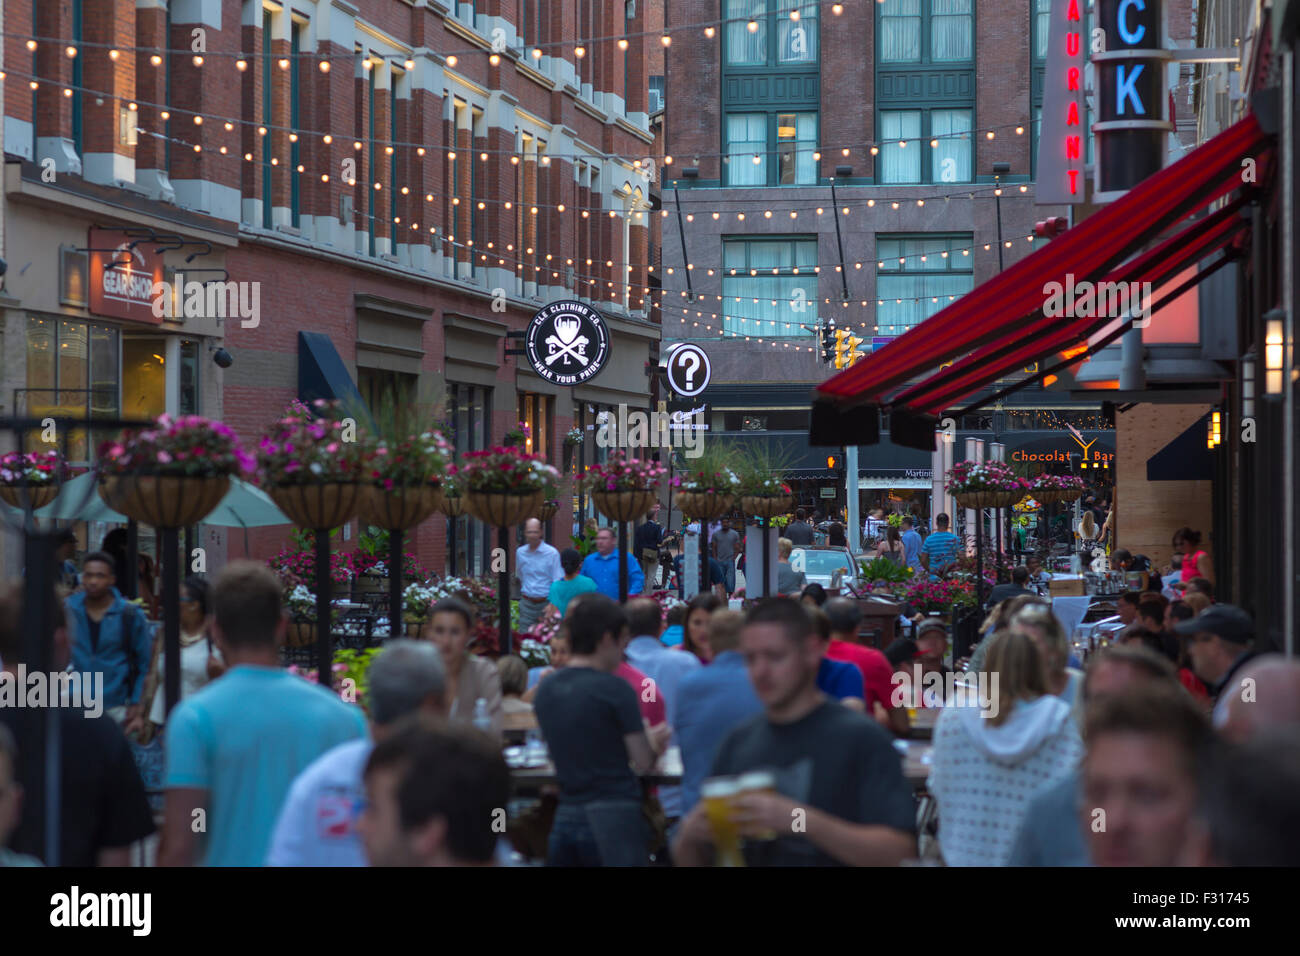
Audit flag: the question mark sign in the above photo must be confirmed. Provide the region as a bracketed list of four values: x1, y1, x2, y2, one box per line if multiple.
[679, 350, 700, 391]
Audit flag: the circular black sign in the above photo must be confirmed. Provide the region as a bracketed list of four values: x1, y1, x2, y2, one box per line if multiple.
[666, 342, 712, 397]
[524, 300, 610, 386]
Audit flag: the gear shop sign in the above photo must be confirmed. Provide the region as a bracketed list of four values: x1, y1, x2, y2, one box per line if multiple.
[524, 300, 611, 386]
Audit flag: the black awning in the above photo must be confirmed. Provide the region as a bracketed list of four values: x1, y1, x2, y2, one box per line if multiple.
[1147, 414, 1214, 481]
[710, 431, 931, 479]
[298, 331, 368, 417]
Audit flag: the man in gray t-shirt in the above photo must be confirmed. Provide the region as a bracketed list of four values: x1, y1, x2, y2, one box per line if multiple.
[711, 519, 741, 595]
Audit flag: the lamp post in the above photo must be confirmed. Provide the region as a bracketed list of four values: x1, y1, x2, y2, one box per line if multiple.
[992, 161, 1011, 273]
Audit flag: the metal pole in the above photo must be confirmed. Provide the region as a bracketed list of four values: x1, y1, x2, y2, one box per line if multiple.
[161, 527, 181, 717]
[125, 518, 139, 599]
[21, 530, 59, 864]
[498, 526, 511, 654]
[448, 514, 458, 577]
[315, 529, 331, 687]
[618, 519, 630, 602]
[762, 517, 772, 598]
[700, 519, 709, 596]
[846, 444, 860, 553]
[389, 528, 404, 640]
[976, 509, 985, 611]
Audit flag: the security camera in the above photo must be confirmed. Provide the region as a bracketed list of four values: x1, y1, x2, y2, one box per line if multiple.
[212, 347, 233, 369]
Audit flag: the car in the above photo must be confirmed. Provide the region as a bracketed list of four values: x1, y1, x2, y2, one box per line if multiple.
[789, 545, 862, 595]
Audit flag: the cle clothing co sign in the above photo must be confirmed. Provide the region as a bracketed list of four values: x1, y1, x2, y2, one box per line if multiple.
[524, 300, 610, 386]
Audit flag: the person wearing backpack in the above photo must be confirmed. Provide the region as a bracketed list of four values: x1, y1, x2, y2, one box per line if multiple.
[66, 551, 155, 729]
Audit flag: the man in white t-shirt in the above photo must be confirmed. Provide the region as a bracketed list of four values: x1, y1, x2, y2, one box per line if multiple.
[266, 640, 446, 866]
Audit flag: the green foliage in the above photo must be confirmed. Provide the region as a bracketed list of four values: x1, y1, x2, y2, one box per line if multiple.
[357, 525, 390, 558]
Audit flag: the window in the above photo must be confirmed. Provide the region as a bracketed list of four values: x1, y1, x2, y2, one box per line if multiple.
[521, 0, 546, 49]
[447, 383, 494, 576]
[649, 76, 664, 113]
[23, 317, 120, 463]
[359, 368, 416, 416]
[180, 340, 200, 416]
[517, 392, 554, 460]
[722, 237, 817, 337]
[875, 234, 973, 334]
[726, 0, 818, 67]
[1034, 0, 1051, 57]
[878, 0, 972, 63]
[457, 0, 477, 27]
[878, 109, 971, 183]
[290, 21, 302, 227]
[726, 111, 817, 186]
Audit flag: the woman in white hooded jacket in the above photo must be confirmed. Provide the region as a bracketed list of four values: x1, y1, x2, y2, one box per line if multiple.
[928, 630, 1084, 866]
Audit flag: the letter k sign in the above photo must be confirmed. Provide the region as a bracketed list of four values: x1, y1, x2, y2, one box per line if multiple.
[1116, 63, 1145, 115]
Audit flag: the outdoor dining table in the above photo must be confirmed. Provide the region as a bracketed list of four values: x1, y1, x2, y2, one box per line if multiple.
[896, 740, 933, 790]
[906, 707, 939, 741]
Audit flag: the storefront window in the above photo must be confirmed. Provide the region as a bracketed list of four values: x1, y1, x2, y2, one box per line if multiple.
[24, 316, 119, 463]
[122, 336, 167, 421]
[517, 392, 553, 460]
[180, 339, 200, 415]
[447, 383, 494, 576]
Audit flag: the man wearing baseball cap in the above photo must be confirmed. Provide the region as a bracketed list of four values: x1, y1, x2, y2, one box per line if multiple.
[1175, 604, 1256, 726]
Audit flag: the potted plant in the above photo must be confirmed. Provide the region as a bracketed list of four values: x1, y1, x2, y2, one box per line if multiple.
[401, 581, 437, 636]
[671, 445, 740, 521]
[944, 460, 1031, 510]
[581, 449, 666, 523]
[859, 555, 915, 589]
[457, 447, 560, 527]
[284, 584, 323, 646]
[437, 473, 465, 518]
[98, 414, 252, 527]
[0, 449, 66, 510]
[258, 400, 367, 530]
[536, 475, 561, 522]
[735, 442, 796, 519]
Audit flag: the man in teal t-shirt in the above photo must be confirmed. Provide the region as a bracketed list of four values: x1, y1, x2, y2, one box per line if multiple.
[160, 562, 366, 867]
[547, 548, 598, 618]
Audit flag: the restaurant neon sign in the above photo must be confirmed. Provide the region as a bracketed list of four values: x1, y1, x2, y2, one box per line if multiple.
[1035, 0, 1089, 203]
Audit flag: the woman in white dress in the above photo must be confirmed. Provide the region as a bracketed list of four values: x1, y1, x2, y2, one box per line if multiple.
[147, 576, 224, 727]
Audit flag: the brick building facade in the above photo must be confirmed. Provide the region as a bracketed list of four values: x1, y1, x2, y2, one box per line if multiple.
[0, 0, 661, 580]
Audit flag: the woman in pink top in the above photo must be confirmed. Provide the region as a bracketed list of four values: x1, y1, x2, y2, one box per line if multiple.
[1173, 527, 1213, 584]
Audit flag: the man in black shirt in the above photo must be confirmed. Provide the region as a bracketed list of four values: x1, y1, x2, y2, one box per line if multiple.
[673, 598, 916, 866]
[633, 503, 665, 589]
[986, 566, 1036, 610]
[0, 583, 154, 866]
[533, 593, 656, 866]
[784, 509, 815, 547]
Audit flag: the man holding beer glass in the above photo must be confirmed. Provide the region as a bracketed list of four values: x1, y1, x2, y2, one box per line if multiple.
[673, 599, 917, 866]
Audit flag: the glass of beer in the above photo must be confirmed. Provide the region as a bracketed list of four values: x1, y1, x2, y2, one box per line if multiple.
[736, 771, 778, 841]
[701, 777, 745, 867]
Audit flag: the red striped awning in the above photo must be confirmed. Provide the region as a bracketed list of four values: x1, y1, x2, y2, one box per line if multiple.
[814, 113, 1272, 427]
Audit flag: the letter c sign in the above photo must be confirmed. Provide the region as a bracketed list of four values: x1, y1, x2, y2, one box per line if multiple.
[1117, 0, 1146, 44]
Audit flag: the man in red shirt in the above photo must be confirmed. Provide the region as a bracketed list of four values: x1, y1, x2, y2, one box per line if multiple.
[616, 627, 671, 754]
[823, 598, 908, 736]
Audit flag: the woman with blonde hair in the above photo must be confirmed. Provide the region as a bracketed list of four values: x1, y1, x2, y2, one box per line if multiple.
[1076, 510, 1101, 571]
[928, 629, 1083, 866]
[1010, 603, 1085, 726]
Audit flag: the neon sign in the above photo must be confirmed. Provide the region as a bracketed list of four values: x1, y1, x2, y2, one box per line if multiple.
[1035, 0, 1089, 204]
[1092, 0, 1173, 200]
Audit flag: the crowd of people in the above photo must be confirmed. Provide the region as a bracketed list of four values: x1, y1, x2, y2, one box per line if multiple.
[1, 492, 1296, 869]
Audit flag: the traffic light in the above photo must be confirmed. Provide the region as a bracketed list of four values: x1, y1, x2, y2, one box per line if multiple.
[1034, 216, 1069, 239]
[833, 329, 864, 369]
[819, 321, 836, 365]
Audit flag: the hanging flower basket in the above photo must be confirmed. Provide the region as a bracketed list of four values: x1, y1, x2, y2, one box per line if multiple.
[283, 620, 318, 648]
[358, 483, 445, 532]
[675, 491, 733, 521]
[0, 450, 66, 509]
[1030, 474, 1085, 505]
[946, 460, 1030, 511]
[741, 494, 793, 519]
[100, 473, 231, 528]
[95, 414, 251, 527]
[464, 490, 545, 527]
[953, 488, 1026, 510]
[267, 482, 364, 530]
[591, 489, 657, 523]
[439, 494, 465, 518]
[0, 484, 59, 510]
[537, 501, 559, 522]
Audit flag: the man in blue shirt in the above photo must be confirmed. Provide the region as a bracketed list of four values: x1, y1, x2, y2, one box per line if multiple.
[808, 608, 865, 707]
[900, 517, 923, 572]
[623, 599, 702, 823]
[920, 513, 959, 577]
[673, 609, 763, 815]
[160, 561, 367, 867]
[65, 552, 154, 728]
[580, 526, 644, 601]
